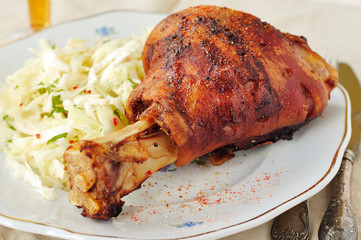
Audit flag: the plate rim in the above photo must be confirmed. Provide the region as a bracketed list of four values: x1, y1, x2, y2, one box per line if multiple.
[0, 9, 351, 240]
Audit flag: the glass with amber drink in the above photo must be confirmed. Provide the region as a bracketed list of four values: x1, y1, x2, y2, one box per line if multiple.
[28, 0, 50, 31]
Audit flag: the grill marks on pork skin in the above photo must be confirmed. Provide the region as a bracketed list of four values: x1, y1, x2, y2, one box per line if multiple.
[65, 5, 338, 220]
[126, 6, 338, 166]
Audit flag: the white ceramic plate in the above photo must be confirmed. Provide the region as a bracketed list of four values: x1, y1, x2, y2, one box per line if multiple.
[0, 10, 351, 240]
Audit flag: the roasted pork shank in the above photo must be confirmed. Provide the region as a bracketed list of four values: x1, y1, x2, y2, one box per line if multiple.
[64, 5, 338, 220]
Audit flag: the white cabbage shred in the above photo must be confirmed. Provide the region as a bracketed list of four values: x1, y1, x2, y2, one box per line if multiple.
[0, 29, 150, 200]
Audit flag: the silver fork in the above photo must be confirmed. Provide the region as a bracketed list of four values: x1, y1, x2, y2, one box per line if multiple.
[271, 200, 310, 240]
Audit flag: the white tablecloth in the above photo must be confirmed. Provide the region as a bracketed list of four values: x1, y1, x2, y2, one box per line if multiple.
[0, 0, 360, 239]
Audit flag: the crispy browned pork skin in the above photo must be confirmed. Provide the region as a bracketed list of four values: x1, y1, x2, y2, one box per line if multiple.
[64, 5, 338, 220]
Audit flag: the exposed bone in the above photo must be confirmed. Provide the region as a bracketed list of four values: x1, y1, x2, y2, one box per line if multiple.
[96, 118, 155, 145]
[64, 119, 178, 220]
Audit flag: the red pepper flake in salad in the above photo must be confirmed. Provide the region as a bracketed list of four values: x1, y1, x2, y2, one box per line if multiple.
[87, 90, 91, 93]
[69, 140, 74, 144]
[73, 86, 78, 90]
[146, 170, 152, 175]
[113, 117, 119, 126]
[35, 133, 41, 139]
[19, 103, 24, 107]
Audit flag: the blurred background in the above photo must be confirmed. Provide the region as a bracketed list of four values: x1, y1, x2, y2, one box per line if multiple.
[1, 0, 361, 77]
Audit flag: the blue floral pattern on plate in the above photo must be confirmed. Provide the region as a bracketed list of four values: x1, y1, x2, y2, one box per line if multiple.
[173, 221, 204, 228]
[95, 26, 118, 36]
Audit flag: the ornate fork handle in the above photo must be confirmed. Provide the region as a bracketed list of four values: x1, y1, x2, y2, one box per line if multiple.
[271, 201, 310, 240]
[318, 149, 358, 240]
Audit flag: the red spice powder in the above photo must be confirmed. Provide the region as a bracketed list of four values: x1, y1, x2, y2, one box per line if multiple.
[113, 117, 119, 126]
[120, 167, 286, 224]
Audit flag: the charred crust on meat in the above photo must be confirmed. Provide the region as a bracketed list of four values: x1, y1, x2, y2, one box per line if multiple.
[235, 120, 310, 151]
[133, 5, 337, 167]
[65, 6, 338, 221]
[326, 78, 336, 89]
[300, 35, 308, 42]
[85, 152, 93, 159]
[208, 120, 310, 166]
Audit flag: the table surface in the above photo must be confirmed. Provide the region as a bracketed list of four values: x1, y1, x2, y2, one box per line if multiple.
[0, 0, 360, 239]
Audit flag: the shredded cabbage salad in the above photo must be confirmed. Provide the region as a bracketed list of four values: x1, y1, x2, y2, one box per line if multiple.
[0, 29, 150, 200]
